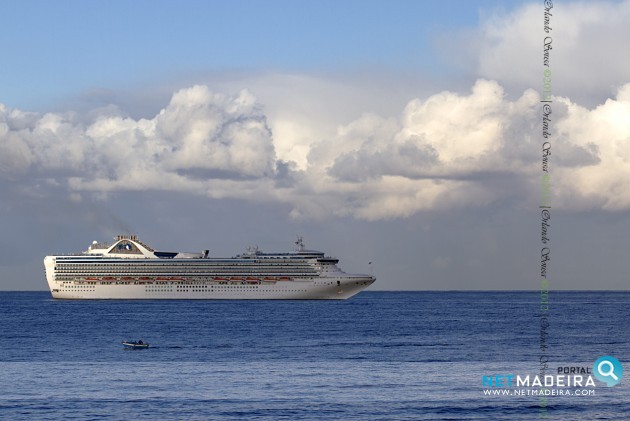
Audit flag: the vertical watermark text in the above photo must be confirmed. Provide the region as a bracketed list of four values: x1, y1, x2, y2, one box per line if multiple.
[538, 1, 554, 418]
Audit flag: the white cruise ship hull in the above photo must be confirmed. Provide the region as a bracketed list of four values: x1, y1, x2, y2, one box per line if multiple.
[45, 275, 372, 300]
[44, 236, 375, 300]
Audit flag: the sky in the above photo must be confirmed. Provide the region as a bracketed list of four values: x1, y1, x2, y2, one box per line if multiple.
[1, 0, 630, 291]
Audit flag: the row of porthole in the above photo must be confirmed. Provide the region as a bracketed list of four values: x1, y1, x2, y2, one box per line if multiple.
[144, 288, 309, 292]
[156, 289, 309, 292]
[57, 263, 316, 269]
[58, 269, 314, 274]
[56, 266, 316, 271]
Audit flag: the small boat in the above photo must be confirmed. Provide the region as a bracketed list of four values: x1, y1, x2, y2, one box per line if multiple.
[122, 340, 150, 349]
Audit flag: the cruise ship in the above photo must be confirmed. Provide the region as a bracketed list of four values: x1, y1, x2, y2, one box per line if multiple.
[44, 235, 375, 300]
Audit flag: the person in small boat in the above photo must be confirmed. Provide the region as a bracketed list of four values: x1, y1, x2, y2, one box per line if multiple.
[138, 340, 143, 345]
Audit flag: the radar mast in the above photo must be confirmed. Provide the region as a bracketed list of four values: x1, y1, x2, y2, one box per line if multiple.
[294, 236, 305, 252]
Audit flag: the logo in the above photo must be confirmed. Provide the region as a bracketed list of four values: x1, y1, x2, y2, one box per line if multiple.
[593, 356, 623, 387]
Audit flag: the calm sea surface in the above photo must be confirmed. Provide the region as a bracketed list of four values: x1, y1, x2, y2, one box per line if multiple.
[0, 291, 628, 420]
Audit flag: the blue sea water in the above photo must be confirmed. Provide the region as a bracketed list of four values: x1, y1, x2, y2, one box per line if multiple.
[0, 291, 628, 420]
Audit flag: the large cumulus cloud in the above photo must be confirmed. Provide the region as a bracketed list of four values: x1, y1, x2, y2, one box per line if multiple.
[298, 79, 609, 220]
[1, 80, 629, 220]
[0, 86, 278, 202]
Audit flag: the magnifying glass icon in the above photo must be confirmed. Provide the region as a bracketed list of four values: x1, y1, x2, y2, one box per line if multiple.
[598, 360, 619, 380]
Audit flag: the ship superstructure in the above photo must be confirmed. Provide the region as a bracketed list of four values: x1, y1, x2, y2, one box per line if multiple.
[44, 235, 375, 299]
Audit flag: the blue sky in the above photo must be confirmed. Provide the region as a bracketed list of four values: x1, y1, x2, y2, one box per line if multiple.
[2, 0, 630, 291]
[1, 0, 521, 110]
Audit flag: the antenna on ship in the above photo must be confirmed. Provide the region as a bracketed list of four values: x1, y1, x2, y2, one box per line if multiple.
[294, 236, 305, 252]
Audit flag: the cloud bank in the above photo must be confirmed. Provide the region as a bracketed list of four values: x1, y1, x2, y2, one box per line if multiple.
[3, 1, 629, 221]
[473, 0, 630, 105]
[0, 86, 277, 200]
[1, 79, 629, 220]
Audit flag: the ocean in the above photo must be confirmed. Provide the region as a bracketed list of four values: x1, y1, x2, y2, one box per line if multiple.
[0, 291, 628, 420]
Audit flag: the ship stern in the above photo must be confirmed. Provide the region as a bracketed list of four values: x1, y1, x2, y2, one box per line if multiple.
[43, 256, 59, 298]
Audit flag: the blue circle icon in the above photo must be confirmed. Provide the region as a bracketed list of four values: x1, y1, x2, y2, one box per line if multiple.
[593, 356, 623, 387]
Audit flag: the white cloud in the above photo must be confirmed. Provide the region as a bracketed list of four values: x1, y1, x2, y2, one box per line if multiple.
[290, 79, 625, 220]
[398, 80, 505, 168]
[1, 86, 278, 200]
[554, 84, 630, 210]
[154, 86, 275, 178]
[1, 78, 629, 220]
[472, 0, 630, 105]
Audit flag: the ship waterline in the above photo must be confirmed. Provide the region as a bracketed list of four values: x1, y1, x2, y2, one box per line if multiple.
[44, 235, 375, 300]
